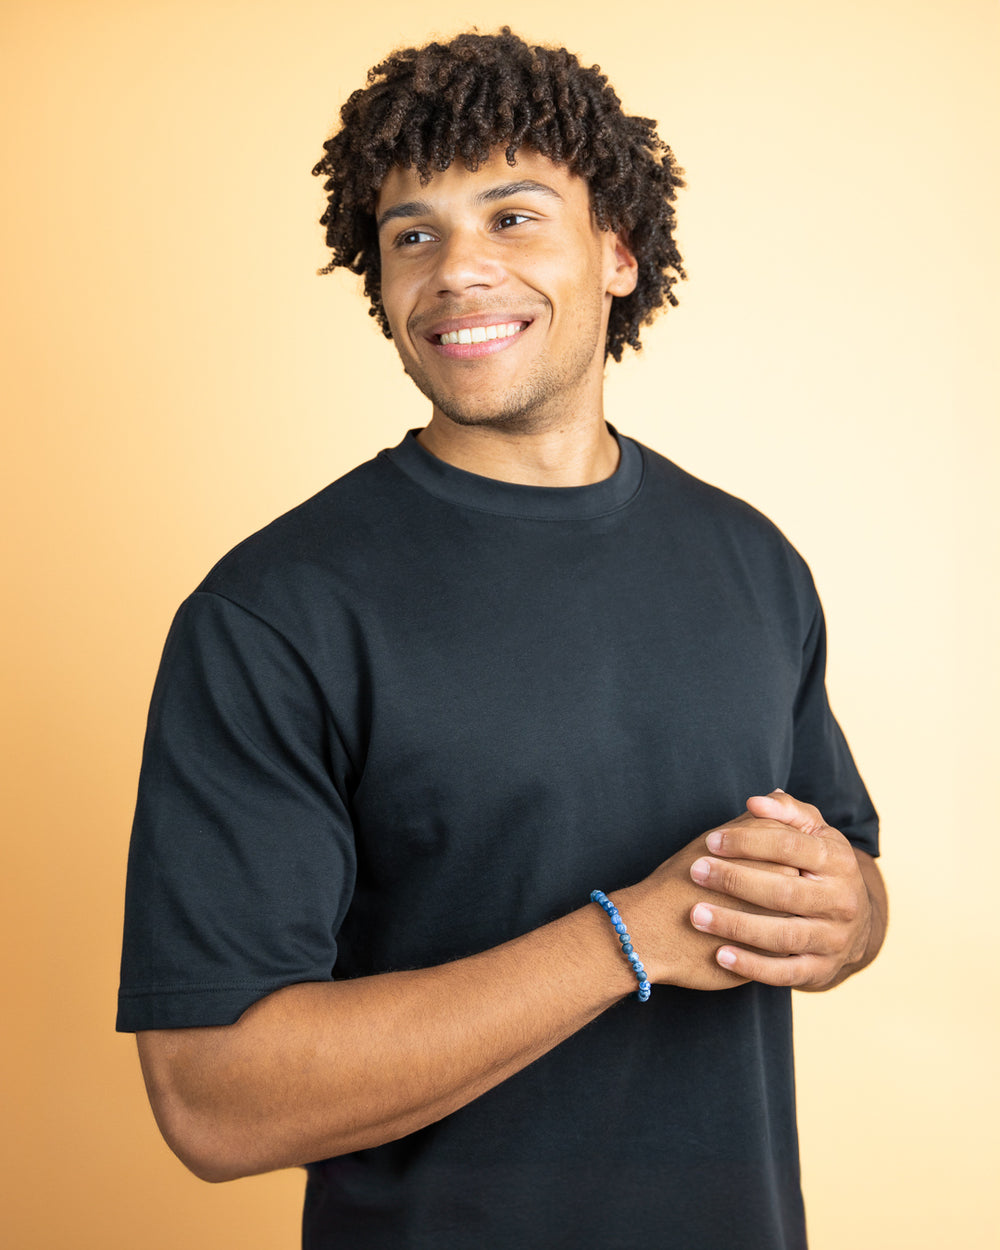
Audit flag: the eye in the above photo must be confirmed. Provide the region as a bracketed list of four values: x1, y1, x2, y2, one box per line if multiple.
[495, 212, 530, 230]
[395, 228, 435, 247]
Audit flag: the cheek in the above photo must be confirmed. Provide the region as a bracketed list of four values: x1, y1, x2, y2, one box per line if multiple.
[378, 255, 410, 310]
[379, 276, 413, 339]
[516, 250, 589, 314]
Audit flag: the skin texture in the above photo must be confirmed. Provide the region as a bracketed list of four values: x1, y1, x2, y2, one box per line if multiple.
[375, 150, 637, 486]
[135, 151, 887, 1183]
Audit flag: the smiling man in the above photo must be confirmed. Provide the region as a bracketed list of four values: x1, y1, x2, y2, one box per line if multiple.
[375, 153, 636, 460]
[118, 29, 885, 1250]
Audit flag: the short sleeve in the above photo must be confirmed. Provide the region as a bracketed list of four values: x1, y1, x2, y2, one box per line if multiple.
[117, 591, 358, 1030]
[787, 597, 879, 856]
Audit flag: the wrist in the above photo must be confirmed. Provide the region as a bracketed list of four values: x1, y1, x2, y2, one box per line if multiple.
[578, 896, 645, 1002]
[589, 890, 652, 1001]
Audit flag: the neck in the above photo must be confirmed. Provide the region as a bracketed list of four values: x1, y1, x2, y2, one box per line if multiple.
[416, 413, 620, 487]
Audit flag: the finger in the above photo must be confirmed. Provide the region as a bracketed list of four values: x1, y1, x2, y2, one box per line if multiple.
[690, 856, 819, 912]
[744, 789, 825, 834]
[690, 903, 838, 956]
[705, 823, 829, 875]
[728, 855, 800, 879]
[713, 945, 830, 989]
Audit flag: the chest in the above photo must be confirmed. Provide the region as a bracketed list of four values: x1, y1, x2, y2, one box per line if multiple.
[335, 527, 802, 957]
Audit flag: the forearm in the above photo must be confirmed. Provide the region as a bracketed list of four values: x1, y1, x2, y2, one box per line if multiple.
[797, 849, 887, 992]
[136, 821, 790, 1181]
[138, 902, 634, 1182]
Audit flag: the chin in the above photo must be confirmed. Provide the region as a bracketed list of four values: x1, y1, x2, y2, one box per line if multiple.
[439, 407, 545, 433]
[406, 364, 565, 434]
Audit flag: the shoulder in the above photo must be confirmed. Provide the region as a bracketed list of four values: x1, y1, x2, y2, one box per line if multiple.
[638, 440, 803, 546]
[191, 445, 415, 613]
[151, 442, 430, 663]
[632, 439, 820, 609]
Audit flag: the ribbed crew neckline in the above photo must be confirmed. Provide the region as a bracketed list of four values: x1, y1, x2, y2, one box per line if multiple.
[384, 426, 645, 521]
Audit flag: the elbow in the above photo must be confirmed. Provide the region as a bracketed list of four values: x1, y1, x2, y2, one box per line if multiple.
[135, 1031, 268, 1184]
[178, 1146, 252, 1186]
[146, 1083, 259, 1184]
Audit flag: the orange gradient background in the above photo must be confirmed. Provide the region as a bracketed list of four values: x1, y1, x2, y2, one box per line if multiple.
[3, 2, 997, 1246]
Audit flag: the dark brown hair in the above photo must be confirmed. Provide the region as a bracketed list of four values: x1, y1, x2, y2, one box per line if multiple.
[312, 28, 686, 360]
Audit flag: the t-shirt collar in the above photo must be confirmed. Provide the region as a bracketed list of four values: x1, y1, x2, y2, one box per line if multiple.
[384, 424, 644, 521]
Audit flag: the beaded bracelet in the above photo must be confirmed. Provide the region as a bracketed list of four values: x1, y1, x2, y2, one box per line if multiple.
[590, 889, 652, 1002]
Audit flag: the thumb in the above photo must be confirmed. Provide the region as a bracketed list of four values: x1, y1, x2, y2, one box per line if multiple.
[745, 789, 826, 835]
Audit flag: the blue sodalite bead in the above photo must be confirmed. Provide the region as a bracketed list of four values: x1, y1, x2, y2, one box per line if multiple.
[589, 888, 651, 1004]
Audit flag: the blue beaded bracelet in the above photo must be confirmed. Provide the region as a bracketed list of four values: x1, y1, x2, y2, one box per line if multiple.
[590, 889, 652, 1002]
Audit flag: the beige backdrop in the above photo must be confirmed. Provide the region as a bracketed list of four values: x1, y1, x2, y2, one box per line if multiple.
[3, 1, 997, 1246]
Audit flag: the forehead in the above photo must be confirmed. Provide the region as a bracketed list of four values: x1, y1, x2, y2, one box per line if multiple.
[374, 147, 591, 220]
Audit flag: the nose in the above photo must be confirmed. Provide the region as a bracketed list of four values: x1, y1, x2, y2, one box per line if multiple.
[432, 228, 501, 297]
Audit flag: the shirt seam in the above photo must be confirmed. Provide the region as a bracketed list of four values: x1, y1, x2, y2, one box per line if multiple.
[381, 444, 647, 522]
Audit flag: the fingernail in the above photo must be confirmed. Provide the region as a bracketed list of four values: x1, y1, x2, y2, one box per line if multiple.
[691, 904, 712, 929]
[706, 831, 723, 852]
[773, 788, 785, 795]
[691, 858, 711, 883]
[717, 949, 737, 968]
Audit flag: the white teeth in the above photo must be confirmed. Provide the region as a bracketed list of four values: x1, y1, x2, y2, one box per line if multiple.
[438, 322, 524, 346]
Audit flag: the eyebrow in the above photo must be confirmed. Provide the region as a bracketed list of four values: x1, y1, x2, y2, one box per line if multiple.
[376, 179, 564, 232]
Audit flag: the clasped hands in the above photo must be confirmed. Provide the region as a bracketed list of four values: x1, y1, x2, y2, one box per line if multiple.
[621, 790, 875, 992]
[688, 789, 874, 989]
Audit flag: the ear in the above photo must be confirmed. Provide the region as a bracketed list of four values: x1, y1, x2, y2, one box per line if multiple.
[604, 231, 638, 298]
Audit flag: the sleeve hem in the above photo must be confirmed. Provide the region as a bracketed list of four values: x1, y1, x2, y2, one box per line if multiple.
[116, 976, 332, 1032]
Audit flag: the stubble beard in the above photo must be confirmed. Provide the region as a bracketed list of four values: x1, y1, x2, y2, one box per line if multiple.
[403, 359, 567, 434]
[400, 322, 604, 436]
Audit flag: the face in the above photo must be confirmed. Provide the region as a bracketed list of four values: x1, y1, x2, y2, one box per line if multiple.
[375, 149, 637, 433]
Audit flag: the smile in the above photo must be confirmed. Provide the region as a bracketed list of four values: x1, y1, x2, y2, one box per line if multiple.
[436, 322, 527, 346]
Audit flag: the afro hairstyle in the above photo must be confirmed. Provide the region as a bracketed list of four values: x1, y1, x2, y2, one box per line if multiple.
[312, 28, 686, 361]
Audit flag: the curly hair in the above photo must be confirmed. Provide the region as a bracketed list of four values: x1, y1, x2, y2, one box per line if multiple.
[312, 28, 686, 361]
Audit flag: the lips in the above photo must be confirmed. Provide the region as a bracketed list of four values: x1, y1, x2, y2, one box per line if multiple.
[437, 322, 526, 346]
[416, 314, 535, 360]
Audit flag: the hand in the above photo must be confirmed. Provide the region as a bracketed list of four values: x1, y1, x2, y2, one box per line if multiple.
[686, 790, 874, 988]
[616, 823, 799, 992]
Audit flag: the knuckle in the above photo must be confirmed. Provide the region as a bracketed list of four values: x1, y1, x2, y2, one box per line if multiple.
[728, 912, 755, 944]
[778, 921, 806, 955]
[771, 877, 800, 913]
[777, 843, 805, 875]
[831, 891, 861, 926]
[790, 955, 828, 987]
[778, 831, 801, 862]
[813, 838, 832, 869]
[770, 959, 800, 987]
[807, 961, 837, 989]
[827, 839, 851, 869]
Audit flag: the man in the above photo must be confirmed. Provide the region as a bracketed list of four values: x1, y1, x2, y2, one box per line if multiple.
[119, 28, 886, 1249]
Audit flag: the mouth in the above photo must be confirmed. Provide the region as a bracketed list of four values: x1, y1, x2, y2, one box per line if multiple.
[434, 321, 528, 346]
[421, 316, 534, 361]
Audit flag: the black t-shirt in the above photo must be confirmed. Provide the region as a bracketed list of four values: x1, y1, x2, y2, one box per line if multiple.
[119, 430, 877, 1249]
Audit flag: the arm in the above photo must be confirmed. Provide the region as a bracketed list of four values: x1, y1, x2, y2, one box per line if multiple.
[136, 826, 783, 1182]
[681, 789, 887, 990]
[138, 904, 631, 1182]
